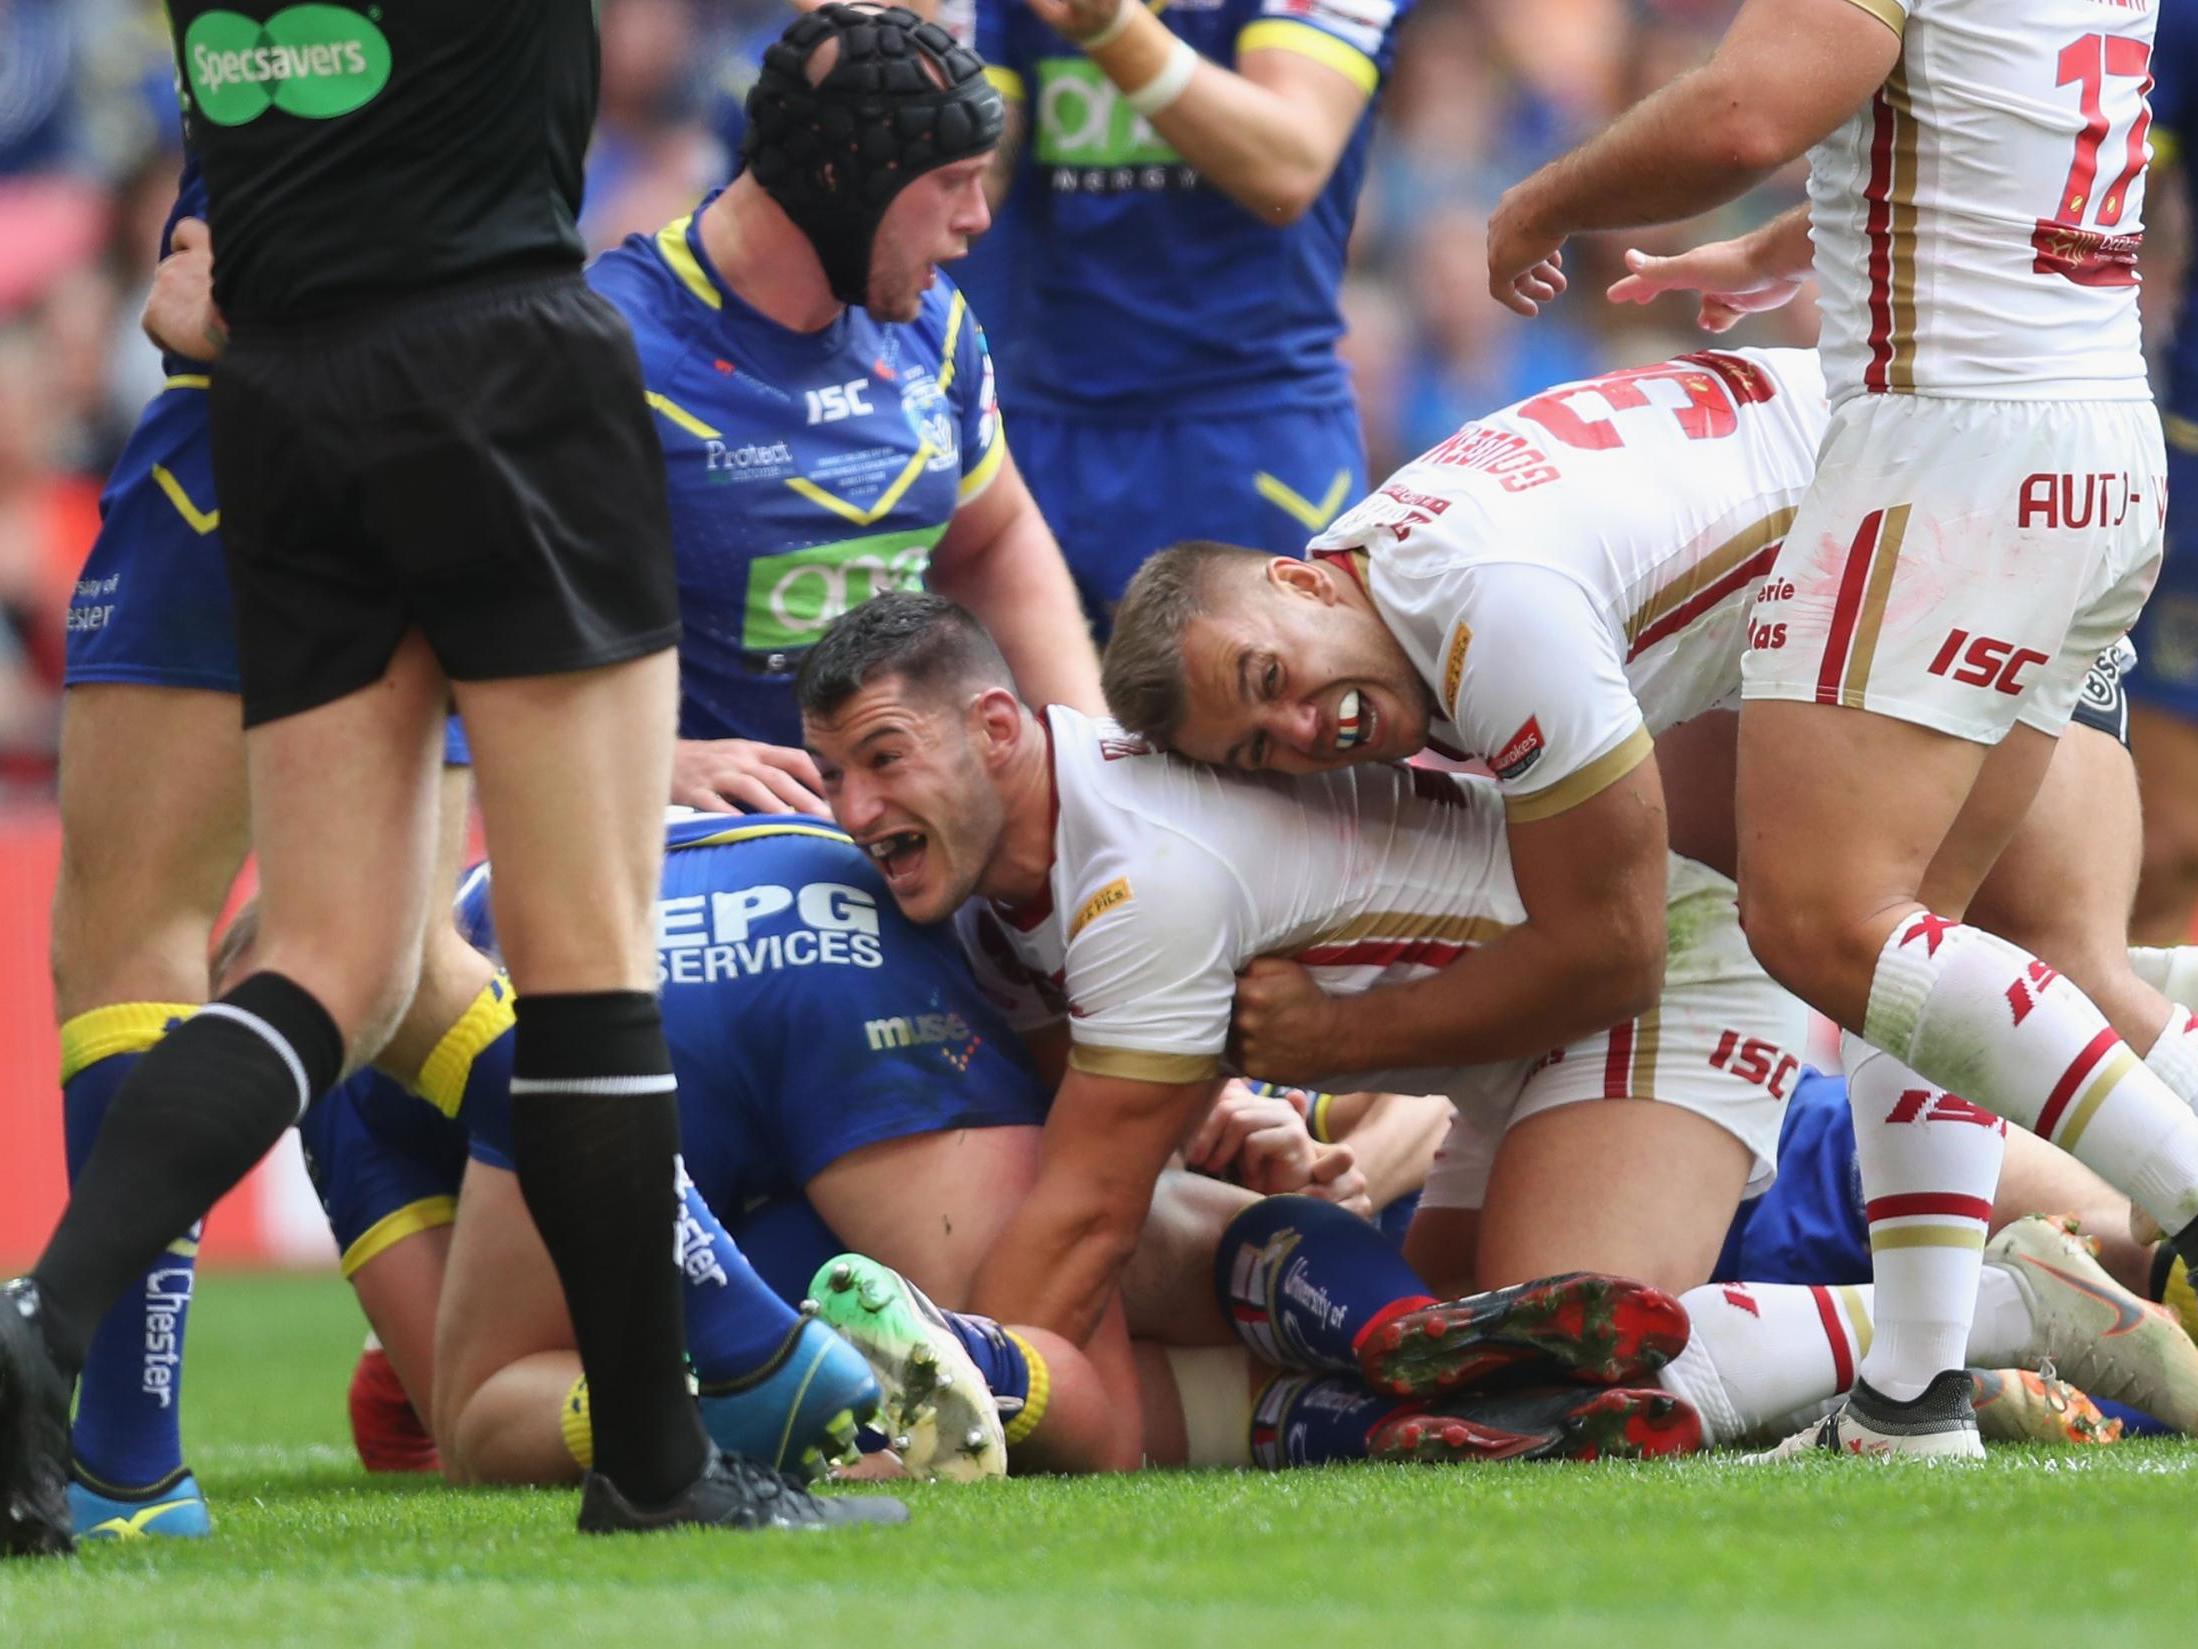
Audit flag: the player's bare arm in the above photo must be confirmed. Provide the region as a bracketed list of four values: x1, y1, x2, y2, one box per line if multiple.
[1230, 757, 1668, 1080]
[1027, 0, 1370, 224]
[929, 446, 1105, 713]
[967, 1065, 1217, 1341]
[1487, 0, 1900, 315]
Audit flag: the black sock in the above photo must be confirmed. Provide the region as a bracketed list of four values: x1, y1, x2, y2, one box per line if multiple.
[32, 972, 342, 1373]
[510, 991, 708, 1505]
[2149, 1240, 2178, 1303]
[2170, 1217, 2198, 1279]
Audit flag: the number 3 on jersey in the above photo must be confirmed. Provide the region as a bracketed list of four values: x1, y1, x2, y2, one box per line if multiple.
[2036, 32, 2151, 287]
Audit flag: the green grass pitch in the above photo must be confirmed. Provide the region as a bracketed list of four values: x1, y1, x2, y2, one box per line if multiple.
[2, 1273, 2191, 1648]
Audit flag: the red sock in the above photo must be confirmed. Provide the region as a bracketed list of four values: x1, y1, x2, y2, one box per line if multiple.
[347, 1344, 440, 1474]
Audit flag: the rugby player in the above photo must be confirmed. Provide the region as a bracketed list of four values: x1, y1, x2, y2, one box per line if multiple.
[794, 591, 1807, 1448]
[1474, 0, 2188, 1459]
[968, 0, 1414, 625]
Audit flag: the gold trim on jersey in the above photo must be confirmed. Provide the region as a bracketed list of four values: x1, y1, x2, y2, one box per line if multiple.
[1884, 62, 1921, 393]
[1503, 725, 1652, 824]
[151, 464, 220, 534]
[162, 373, 211, 391]
[1236, 20, 1379, 96]
[677, 822, 854, 851]
[59, 1002, 195, 1085]
[340, 1195, 458, 1280]
[1837, 503, 1908, 709]
[412, 976, 517, 1120]
[1070, 877, 1134, 940]
[655, 213, 722, 310]
[1068, 1044, 1220, 1083]
[1622, 507, 1797, 653]
[1307, 908, 1514, 949]
[1439, 622, 1473, 711]
[1833, 0, 1904, 38]
[1254, 468, 1353, 533]
[645, 391, 724, 441]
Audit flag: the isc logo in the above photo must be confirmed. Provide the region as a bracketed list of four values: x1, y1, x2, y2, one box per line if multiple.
[1926, 628, 2048, 696]
[805, 380, 875, 424]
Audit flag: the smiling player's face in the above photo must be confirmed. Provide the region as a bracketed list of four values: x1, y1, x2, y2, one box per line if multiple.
[865, 156, 994, 323]
[1166, 562, 1433, 775]
[805, 675, 1007, 924]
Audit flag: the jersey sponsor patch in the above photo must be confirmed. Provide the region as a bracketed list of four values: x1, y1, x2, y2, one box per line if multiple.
[1440, 622, 1472, 710]
[1489, 715, 1545, 782]
[1070, 876, 1134, 939]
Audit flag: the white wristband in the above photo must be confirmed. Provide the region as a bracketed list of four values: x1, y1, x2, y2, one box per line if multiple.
[1124, 37, 1197, 117]
[1076, 0, 1134, 51]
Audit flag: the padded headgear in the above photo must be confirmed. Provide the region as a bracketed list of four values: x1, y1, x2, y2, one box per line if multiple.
[742, 4, 1005, 306]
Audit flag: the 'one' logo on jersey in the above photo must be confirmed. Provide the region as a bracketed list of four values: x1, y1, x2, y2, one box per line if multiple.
[183, 6, 391, 127]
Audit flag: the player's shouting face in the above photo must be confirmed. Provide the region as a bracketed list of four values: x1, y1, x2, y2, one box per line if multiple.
[1166, 556, 1433, 774]
[805, 671, 1016, 924]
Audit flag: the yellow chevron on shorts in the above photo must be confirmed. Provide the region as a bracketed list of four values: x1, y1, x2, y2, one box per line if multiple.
[412, 976, 517, 1119]
[646, 391, 723, 441]
[60, 1002, 196, 1084]
[151, 465, 220, 535]
[788, 445, 935, 527]
[1254, 468, 1352, 533]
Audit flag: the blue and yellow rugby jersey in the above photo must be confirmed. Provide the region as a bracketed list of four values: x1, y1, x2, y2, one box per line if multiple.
[585, 195, 1006, 749]
[455, 813, 1046, 1207]
[974, 0, 1412, 417]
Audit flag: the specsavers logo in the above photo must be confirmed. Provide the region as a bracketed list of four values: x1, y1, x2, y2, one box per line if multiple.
[743, 524, 947, 653]
[183, 5, 391, 127]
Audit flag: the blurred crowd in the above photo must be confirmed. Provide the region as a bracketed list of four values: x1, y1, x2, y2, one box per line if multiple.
[0, 0, 1809, 796]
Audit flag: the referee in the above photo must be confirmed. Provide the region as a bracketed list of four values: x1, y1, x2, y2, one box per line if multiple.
[0, 2, 901, 1550]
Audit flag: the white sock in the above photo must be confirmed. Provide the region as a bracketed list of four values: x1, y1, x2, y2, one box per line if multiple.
[1667, 1270, 2037, 1445]
[1868, 915, 2198, 1239]
[2144, 1006, 2198, 1112]
[2129, 945, 2198, 1013]
[1844, 1030, 2004, 1402]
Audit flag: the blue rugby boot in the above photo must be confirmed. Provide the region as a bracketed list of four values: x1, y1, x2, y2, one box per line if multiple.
[699, 1312, 880, 1481]
[69, 1465, 211, 1540]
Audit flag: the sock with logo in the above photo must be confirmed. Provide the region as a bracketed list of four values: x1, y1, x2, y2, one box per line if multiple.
[1866, 915, 2198, 1273]
[1248, 1372, 1399, 1468]
[1660, 1269, 2035, 1446]
[1215, 1194, 1435, 1372]
[59, 1007, 202, 1491]
[35, 973, 344, 1375]
[917, 1308, 1050, 1444]
[673, 1159, 802, 1388]
[2143, 1005, 2198, 1111]
[509, 991, 709, 1505]
[1843, 1031, 2007, 1402]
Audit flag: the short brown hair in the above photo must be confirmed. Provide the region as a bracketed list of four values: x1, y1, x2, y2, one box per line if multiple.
[1102, 540, 1264, 742]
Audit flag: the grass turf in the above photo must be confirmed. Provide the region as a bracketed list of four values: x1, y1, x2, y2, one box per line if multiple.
[2, 1273, 2190, 1648]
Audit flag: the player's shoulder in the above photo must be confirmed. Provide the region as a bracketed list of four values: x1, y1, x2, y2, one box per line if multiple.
[1042, 706, 1254, 896]
[585, 217, 707, 357]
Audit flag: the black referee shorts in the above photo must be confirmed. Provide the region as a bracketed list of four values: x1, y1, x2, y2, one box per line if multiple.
[209, 269, 680, 728]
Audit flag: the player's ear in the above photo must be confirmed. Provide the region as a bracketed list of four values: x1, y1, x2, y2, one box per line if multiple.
[969, 684, 1023, 760]
[1269, 557, 1334, 605]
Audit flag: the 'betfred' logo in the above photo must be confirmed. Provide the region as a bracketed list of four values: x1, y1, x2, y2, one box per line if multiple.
[1490, 716, 1544, 781]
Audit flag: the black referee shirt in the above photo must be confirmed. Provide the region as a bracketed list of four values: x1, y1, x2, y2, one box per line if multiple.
[168, 1, 597, 324]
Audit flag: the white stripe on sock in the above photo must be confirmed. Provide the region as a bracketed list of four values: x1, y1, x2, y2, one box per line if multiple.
[196, 1002, 313, 1121]
[508, 1074, 679, 1097]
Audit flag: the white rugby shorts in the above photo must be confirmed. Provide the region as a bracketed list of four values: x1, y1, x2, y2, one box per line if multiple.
[1739, 394, 2163, 743]
[1418, 857, 1803, 1213]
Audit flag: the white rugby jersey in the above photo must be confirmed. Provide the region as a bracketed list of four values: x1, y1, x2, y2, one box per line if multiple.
[953, 705, 1525, 1087]
[1810, 0, 2157, 405]
[1308, 348, 1828, 822]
